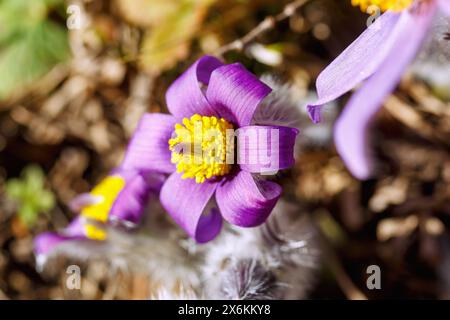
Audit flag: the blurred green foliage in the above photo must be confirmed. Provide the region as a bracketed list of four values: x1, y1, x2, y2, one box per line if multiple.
[5, 165, 55, 227]
[0, 0, 69, 99]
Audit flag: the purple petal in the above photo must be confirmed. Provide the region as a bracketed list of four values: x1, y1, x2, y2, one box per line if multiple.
[112, 167, 165, 191]
[109, 172, 154, 226]
[206, 63, 272, 127]
[142, 171, 167, 193]
[216, 171, 281, 227]
[160, 172, 222, 243]
[64, 216, 87, 236]
[34, 217, 87, 257]
[439, 0, 450, 16]
[307, 11, 402, 123]
[335, 8, 435, 179]
[34, 232, 71, 257]
[166, 56, 224, 119]
[69, 193, 100, 212]
[121, 113, 177, 174]
[237, 125, 299, 174]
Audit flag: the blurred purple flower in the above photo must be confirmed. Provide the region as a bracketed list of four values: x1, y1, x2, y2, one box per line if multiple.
[34, 168, 163, 262]
[307, 0, 450, 179]
[123, 55, 299, 243]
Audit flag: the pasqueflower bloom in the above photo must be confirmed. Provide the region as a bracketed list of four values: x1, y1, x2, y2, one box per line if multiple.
[123, 55, 298, 243]
[307, 0, 450, 179]
[34, 169, 161, 263]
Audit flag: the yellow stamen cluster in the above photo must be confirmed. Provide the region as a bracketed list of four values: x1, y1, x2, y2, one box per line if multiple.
[81, 175, 126, 240]
[351, 0, 413, 12]
[169, 114, 234, 183]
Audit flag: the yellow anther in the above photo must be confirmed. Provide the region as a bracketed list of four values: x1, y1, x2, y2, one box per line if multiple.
[81, 175, 126, 240]
[169, 114, 234, 183]
[84, 224, 107, 241]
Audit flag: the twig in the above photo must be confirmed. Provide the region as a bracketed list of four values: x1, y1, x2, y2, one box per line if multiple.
[328, 252, 368, 300]
[313, 213, 368, 300]
[215, 0, 309, 57]
[321, 238, 368, 300]
[402, 79, 450, 117]
[384, 95, 450, 147]
[102, 271, 123, 300]
[0, 288, 9, 300]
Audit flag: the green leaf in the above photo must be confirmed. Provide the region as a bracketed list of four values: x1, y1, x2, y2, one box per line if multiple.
[4, 164, 56, 227]
[38, 190, 55, 211]
[18, 202, 39, 226]
[24, 165, 45, 190]
[5, 179, 25, 200]
[0, 0, 69, 99]
[0, 0, 64, 45]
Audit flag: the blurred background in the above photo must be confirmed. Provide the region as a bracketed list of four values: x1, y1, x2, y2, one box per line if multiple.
[0, 0, 449, 299]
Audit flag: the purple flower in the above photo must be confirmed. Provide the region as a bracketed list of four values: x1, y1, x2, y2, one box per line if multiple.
[34, 216, 89, 267]
[34, 168, 162, 261]
[307, 0, 450, 179]
[123, 56, 299, 243]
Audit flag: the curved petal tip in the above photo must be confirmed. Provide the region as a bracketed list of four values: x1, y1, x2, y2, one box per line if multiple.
[307, 104, 322, 124]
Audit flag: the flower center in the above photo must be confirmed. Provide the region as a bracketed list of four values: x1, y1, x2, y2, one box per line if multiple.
[81, 175, 126, 240]
[169, 114, 234, 184]
[351, 0, 414, 12]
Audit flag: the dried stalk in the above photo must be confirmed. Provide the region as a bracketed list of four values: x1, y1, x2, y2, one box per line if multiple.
[215, 0, 309, 57]
[313, 215, 368, 300]
[384, 95, 450, 147]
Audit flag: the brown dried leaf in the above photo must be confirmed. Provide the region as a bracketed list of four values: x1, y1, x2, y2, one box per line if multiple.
[369, 177, 409, 213]
[377, 215, 419, 242]
[116, 0, 180, 28]
[140, 0, 215, 74]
